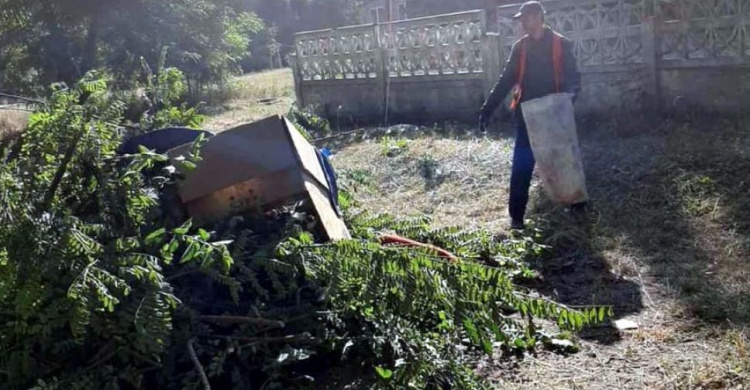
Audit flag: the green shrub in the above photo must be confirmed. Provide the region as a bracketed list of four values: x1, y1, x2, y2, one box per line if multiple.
[0, 72, 227, 389]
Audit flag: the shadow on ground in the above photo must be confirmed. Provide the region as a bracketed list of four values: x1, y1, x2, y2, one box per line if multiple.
[527, 114, 750, 342]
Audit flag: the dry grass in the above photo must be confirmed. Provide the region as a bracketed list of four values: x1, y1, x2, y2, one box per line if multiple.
[202, 68, 295, 131]
[328, 131, 519, 232]
[329, 115, 750, 389]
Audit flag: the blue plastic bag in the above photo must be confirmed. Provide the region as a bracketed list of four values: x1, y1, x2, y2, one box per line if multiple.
[316, 148, 341, 217]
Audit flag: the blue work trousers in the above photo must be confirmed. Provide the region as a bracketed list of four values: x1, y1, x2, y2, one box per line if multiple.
[509, 113, 535, 223]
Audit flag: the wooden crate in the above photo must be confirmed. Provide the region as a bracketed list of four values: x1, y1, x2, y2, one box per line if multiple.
[167, 115, 350, 241]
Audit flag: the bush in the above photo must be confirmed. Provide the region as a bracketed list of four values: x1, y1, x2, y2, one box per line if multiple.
[119, 52, 207, 130]
[0, 72, 227, 389]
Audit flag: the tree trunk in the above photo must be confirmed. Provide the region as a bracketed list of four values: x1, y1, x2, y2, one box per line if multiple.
[82, 11, 100, 73]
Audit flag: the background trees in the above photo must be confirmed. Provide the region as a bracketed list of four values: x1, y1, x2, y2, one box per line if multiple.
[0, 0, 264, 95]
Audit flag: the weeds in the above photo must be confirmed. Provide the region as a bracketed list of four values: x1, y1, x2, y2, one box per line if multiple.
[418, 154, 448, 190]
[380, 136, 409, 157]
[287, 103, 331, 140]
[332, 115, 750, 389]
[338, 168, 376, 194]
[202, 69, 295, 131]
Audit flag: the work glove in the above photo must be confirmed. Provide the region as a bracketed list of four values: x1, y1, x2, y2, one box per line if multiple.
[565, 87, 580, 103]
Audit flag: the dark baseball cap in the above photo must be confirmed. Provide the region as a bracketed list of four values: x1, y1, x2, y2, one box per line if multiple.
[513, 1, 546, 19]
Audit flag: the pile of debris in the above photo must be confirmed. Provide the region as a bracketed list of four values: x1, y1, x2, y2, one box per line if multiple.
[119, 115, 350, 241]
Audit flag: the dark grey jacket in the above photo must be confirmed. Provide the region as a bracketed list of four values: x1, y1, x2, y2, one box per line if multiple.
[481, 27, 581, 116]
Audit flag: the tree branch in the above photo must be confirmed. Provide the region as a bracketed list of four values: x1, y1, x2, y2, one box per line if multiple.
[187, 339, 211, 390]
[200, 315, 285, 329]
[165, 268, 202, 281]
[43, 124, 88, 210]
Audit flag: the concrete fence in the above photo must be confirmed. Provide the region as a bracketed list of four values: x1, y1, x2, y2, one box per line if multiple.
[291, 0, 750, 125]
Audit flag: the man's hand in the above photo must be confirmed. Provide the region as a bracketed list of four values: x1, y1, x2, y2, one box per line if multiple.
[565, 87, 580, 103]
[478, 110, 491, 133]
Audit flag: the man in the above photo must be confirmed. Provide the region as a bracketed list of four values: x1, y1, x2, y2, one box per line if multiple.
[479, 1, 582, 230]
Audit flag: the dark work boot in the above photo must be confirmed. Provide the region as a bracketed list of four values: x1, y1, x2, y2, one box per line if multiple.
[568, 202, 588, 223]
[510, 219, 526, 231]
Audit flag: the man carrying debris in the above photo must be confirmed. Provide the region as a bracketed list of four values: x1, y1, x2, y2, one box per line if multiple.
[479, 1, 583, 230]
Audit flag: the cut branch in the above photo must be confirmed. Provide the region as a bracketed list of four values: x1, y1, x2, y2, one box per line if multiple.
[200, 315, 285, 329]
[187, 339, 211, 390]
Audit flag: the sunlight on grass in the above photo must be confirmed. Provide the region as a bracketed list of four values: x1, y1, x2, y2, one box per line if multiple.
[0, 109, 29, 140]
[330, 117, 750, 389]
[202, 68, 295, 131]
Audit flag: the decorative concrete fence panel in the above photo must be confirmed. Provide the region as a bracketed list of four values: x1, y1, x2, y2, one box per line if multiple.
[292, 24, 385, 123]
[379, 11, 489, 123]
[380, 11, 486, 77]
[657, 0, 750, 111]
[497, 0, 646, 67]
[292, 0, 750, 125]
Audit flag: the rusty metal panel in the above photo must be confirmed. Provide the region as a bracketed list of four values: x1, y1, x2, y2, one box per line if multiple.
[184, 168, 304, 224]
[167, 115, 350, 240]
[283, 116, 329, 188]
[168, 116, 300, 203]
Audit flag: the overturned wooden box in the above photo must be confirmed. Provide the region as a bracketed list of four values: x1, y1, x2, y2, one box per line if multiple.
[167, 115, 350, 241]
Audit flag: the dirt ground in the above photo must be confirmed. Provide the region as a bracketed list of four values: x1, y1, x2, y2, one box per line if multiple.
[328, 116, 750, 389]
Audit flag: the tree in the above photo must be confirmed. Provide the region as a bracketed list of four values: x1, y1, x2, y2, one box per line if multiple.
[0, 0, 264, 95]
[242, 0, 361, 70]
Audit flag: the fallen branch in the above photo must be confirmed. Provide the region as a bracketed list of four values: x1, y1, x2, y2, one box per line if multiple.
[187, 339, 211, 390]
[378, 233, 459, 263]
[200, 315, 285, 329]
[312, 127, 373, 143]
[0, 92, 45, 105]
[0, 106, 34, 112]
[203, 334, 318, 346]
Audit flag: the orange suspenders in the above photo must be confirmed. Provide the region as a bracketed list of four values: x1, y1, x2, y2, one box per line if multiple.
[509, 32, 564, 111]
[510, 41, 527, 110]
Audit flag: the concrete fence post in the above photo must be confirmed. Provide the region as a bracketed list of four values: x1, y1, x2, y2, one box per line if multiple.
[641, 0, 661, 113]
[641, 16, 661, 113]
[289, 53, 305, 108]
[482, 33, 502, 101]
[482, 30, 503, 124]
[375, 23, 390, 125]
[484, 0, 499, 34]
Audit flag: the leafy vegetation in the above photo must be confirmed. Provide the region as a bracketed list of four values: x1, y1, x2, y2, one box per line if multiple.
[0, 73, 226, 389]
[380, 136, 409, 157]
[0, 0, 263, 96]
[287, 104, 333, 141]
[0, 72, 611, 388]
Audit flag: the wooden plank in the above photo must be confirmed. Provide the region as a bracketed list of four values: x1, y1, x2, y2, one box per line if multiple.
[304, 178, 351, 241]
